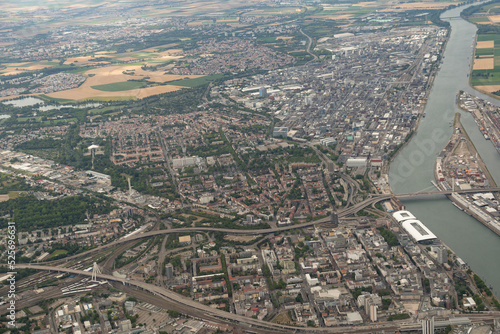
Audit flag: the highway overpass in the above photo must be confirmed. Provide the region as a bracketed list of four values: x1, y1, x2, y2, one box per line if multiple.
[13, 264, 402, 333]
[36, 188, 500, 264]
[12, 264, 499, 333]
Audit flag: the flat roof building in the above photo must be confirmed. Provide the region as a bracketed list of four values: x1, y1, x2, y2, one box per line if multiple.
[179, 235, 192, 244]
[346, 157, 367, 168]
[85, 170, 111, 181]
[172, 156, 201, 168]
[392, 210, 416, 223]
[401, 219, 437, 244]
[320, 138, 336, 146]
[273, 127, 288, 138]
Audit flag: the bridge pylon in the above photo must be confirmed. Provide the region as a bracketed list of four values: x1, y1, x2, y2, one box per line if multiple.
[91, 262, 102, 282]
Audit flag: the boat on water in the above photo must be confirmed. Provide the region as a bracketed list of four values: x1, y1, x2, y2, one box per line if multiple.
[452, 202, 464, 211]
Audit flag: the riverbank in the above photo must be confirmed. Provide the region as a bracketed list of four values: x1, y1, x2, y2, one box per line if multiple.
[433, 113, 500, 237]
[454, 112, 496, 187]
[457, 91, 500, 156]
[389, 0, 500, 298]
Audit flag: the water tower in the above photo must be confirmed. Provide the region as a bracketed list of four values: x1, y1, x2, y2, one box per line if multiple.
[88, 144, 99, 170]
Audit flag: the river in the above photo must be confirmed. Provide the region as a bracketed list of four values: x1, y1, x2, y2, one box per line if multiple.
[389, 3, 500, 296]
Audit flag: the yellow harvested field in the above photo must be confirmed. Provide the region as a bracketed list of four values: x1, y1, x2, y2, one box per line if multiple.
[313, 14, 354, 20]
[0, 195, 9, 202]
[47, 84, 185, 101]
[382, 2, 455, 11]
[0, 94, 39, 102]
[64, 55, 112, 65]
[353, 1, 378, 7]
[276, 36, 294, 40]
[476, 41, 494, 48]
[141, 44, 179, 52]
[323, 6, 348, 10]
[1, 64, 54, 76]
[473, 58, 494, 70]
[156, 49, 183, 56]
[217, 18, 239, 22]
[474, 85, 500, 93]
[117, 57, 138, 62]
[83, 65, 201, 85]
[489, 15, 500, 23]
[42, 64, 203, 100]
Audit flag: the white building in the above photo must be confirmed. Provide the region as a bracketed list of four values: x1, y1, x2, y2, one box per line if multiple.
[346, 157, 367, 168]
[320, 137, 336, 146]
[392, 210, 416, 223]
[401, 219, 437, 244]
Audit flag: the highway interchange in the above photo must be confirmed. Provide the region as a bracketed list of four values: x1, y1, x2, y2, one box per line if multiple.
[5, 187, 500, 333]
[33, 186, 500, 266]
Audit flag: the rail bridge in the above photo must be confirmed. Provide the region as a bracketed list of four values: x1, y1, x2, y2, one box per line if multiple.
[12, 264, 500, 333]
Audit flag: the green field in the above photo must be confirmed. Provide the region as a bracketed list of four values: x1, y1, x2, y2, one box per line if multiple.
[477, 34, 500, 43]
[17, 116, 42, 122]
[471, 68, 500, 85]
[89, 106, 121, 114]
[8, 191, 24, 199]
[83, 96, 136, 102]
[475, 48, 494, 56]
[39, 94, 75, 103]
[46, 249, 68, 260]
[169, 74, 224, 87]
[470, 33, 500, 86]
[257, 37, 277, 43]
[91, 81, 147, 91]
[42, 118, 78, 125]
[469, 17, 490, 23]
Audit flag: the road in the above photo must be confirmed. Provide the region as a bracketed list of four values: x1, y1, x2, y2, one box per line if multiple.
[299, 28, 318, 62]
[14, 264, 500, 333]
[11, 264, 410, 333]
[158, 130, 184, 206]
[33, 187, 500, 267]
